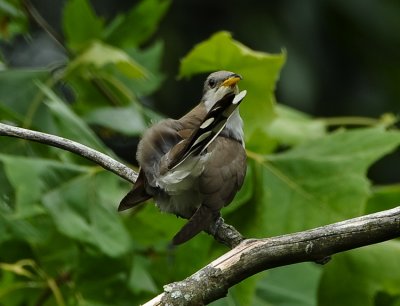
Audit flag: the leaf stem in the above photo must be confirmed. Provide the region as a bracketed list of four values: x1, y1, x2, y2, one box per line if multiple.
[23, 76, 56, 129]
[319, 115, 396, 127]
[246, 149, 266, 163]
[22, 0, 67, 52]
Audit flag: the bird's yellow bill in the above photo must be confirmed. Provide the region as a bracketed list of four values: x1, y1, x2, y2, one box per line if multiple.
[222, 76, 241, 87]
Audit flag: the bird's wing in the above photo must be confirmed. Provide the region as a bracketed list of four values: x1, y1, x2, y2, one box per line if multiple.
[118, 119, 185, 211]
[171, 137, 247, 245]
[167, 90, 247, 171]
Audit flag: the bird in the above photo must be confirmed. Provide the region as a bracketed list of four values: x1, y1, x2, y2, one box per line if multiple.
[118, 71, 247, 245]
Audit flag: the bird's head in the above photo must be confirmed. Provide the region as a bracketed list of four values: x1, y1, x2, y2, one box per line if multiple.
[202, 71, 242, 111]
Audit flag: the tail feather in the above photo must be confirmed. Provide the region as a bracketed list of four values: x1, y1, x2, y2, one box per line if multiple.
[172, 205, 218, 245]
[118, 170, 151, 211]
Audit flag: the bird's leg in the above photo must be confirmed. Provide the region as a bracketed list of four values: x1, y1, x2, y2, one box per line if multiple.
[205, 217, 245, 249]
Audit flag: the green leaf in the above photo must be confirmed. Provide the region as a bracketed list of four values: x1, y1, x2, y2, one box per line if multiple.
[0, 0, 28, 40]
[123, 203, 183, 247]
[0, 154, 90, 251]
[33, 232, 79, 275]
[84, 106, 147, 136]
[0, 206, 49, 245]
[0, 154, 88, 218]
[365, 184, 400, 214]
[249, 127, 400, 236]
[65, 40, 165, 119]
[318, 241, 400, 306]
[231, 277, 259, 306]
[120, 41, 166, 97]
[38, 83, 111, 153]
[1, 153, 131, 258]
[63, 0, 104, 51]
[0, 269, 39, 306]
[105, 0, 171, 47]
[209, 277, 260, 306]
[179, 31, 286, 147]
[75, 253, 131, 304]
[374, 292, 400, 306]
[256, 263, 322, 306]
[43, 171, 132, 258]
[123, 203, 215, 283]
[0, 69, 48, 123]
[268, 104, 326, 146]
[128, 256, 158, 293]
[0, 1, 25, 17]
[68, 41, 147, 79]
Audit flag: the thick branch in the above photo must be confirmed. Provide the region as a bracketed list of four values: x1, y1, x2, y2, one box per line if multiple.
[0, 123, 137, 183]
[144, 207, 400, 305]
[206, 219, 245, 248]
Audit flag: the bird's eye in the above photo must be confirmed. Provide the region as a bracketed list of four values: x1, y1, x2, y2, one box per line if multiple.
[208, 78, 216, 89]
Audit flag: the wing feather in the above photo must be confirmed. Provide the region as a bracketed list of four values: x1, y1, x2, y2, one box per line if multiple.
[168, 90, 247, 170]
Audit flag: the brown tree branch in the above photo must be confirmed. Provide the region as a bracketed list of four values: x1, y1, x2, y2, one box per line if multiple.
[144, 207, 400, 305]
[0, 122, 137, 183]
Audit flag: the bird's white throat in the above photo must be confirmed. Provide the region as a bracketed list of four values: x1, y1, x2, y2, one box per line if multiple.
[224, 108, 244, 146]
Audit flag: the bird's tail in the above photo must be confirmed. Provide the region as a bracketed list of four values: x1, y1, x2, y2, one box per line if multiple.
[118, 170, 151, 211]
[172, 205, 218, 245]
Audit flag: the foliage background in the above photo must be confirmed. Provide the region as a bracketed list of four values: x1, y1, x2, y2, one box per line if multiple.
[0, 1, 400, 306]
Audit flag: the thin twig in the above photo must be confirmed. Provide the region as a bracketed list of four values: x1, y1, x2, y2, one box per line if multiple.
[0, 123, 137, 183]
[22, 0, 66, 51]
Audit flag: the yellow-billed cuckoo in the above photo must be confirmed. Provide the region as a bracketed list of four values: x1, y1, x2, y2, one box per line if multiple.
[118, 71, 247, 245]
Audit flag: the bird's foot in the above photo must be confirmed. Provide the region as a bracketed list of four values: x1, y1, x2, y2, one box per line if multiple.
[209, 217, 224, 236]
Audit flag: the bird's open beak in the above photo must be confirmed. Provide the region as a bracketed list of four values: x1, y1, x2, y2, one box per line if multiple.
[221, 75, 242, 87]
